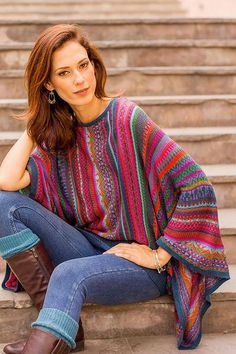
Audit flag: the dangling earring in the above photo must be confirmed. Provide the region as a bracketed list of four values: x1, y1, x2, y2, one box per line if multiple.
[48, 90, 56, 104]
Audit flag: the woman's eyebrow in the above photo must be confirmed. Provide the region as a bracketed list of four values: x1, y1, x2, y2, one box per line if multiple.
[55, 58, 88, 72]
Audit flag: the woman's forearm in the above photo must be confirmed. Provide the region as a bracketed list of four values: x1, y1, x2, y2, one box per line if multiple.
[0, 129, 35, 190]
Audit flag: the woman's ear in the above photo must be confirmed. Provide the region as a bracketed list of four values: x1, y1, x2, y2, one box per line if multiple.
[44, 82, 54, 91]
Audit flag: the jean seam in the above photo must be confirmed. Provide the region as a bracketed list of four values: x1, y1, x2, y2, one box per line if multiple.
[9, 205, 85, 256]
[65, 268, 147, 315]
[78, 229, 112, 249]
[9, 207, 18, 234]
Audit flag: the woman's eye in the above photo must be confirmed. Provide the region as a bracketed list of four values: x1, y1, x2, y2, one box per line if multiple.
[58, 71, 69, 76]
[80, 62, 89, 69]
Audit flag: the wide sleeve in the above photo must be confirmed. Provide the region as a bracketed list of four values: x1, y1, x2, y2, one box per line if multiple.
[18, 147, 66, 219]
[136, 106, 230, 350]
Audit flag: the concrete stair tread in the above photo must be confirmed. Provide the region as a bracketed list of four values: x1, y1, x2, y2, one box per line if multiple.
[2, 94, 236, 105]
[0, 14, 188, 20]
[3, 39, 236, 50]
[3, 66, 236, 76]
[201, 164, 236, 177]
[1, 127, 236, 141]
[164, 126, 236, 136]
[1, 17, 236, 24]
[217, 208, 236, 234]
[3, 69, 236, 97]
[129, 94, 236, 103]
[1, 333, 236, 354]
[2, 44, 236, 69]
[0, 0, 175, 3]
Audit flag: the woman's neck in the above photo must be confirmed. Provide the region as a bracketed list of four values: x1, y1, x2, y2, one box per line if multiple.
[71, 96, 110, 124]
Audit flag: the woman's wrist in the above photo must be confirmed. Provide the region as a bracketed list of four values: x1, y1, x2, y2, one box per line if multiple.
[151, 247, 172, 271]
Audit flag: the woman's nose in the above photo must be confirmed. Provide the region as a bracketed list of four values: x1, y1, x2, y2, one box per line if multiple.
[73, 70, 85, 85]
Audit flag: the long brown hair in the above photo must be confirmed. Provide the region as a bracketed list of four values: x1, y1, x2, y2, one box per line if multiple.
[17, 24, 122, 156]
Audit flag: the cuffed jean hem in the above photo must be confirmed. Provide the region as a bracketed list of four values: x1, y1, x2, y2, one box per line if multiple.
[0, 228, 40, 259]
[32, 308, 79, 349]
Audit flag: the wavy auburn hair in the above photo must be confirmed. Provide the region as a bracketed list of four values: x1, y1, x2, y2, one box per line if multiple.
[18, 24, 121, 156]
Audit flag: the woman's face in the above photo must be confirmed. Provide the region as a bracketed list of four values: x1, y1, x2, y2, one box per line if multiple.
[45, 40, 97, 107]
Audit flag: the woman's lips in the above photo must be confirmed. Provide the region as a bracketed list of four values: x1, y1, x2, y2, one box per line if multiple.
[74, 88, 89, 96]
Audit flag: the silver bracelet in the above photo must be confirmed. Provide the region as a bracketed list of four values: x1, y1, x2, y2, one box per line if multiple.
[152, 249, 166, 273]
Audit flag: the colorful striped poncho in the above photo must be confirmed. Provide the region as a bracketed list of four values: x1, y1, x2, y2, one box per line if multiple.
[2, 96, 230, 349]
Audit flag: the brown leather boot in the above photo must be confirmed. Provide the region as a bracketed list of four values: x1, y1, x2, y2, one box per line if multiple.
[3, 242, 84, 354]
[22, 327, 71, 354]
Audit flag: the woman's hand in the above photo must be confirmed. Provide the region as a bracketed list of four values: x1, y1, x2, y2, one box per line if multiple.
[103, 242, 172, 270]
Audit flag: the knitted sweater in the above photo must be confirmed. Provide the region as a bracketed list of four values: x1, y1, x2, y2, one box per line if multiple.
[2, 96, 230, 349]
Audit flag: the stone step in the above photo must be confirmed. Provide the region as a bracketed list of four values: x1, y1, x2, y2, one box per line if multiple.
[0, 264, 235, 343]
[0, 11, 187, 20]
[177, 0, 236, 19]
[3, 40, 236, 69]
[3, 66, 236, 98]
[200, 164, 236, 209]
[0, 0, 175, 3]
[2, 18, 236, 44]
[1, 95, 236, 131]
[1, 333, 236, 354]
[0, 3, 183, 13]
[165, 126, 236, 165]
[1, 128, 236, 165]
[214, 207, 236, 264]
[132, 95, 236, 128]
[109, 66, 236, 95]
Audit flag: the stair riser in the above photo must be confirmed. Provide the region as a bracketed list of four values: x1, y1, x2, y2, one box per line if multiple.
[213, 183, 236, 209]
[0, 14, 188, 21]
[0, 308, 37, 343]
[3, 72, 236, 98]
[174, 138, 236, 164]
[2, 22, 236, 43]
[142, 100, 236, 128]
[1, 99, 236, 131]
[0, 298, 235, 343]
[0, 3, 183, 13]
[223, 236, 236, 264]
[0, 109, 27, 131]
[108, 72, 236, 96]
[2, 47, 236, 69]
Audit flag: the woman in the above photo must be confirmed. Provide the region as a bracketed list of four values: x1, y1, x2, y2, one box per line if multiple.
[0, 24, 230, 353]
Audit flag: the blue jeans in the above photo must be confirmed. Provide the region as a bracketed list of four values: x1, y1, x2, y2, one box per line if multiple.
[0, 191, 167, 348]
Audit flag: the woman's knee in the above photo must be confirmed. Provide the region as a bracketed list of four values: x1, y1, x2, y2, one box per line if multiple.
[0, 190, 35, 216]
[0, 191, 32, 234]
[0, 190, 23, 209]
[0, 191, 19, 220]
[50, 259, 88, 287]
[48, 260, 88, 303]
